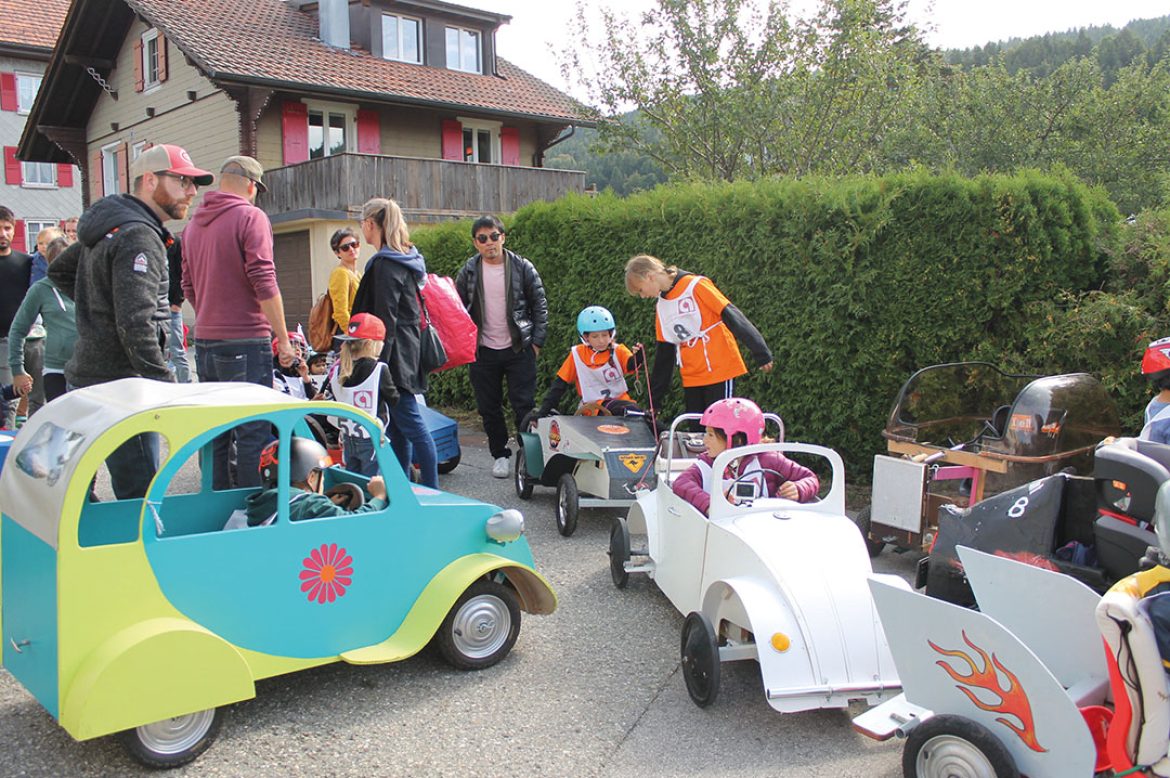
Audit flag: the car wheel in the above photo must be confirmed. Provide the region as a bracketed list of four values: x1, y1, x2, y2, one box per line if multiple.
[515, 449, 533, 500]
[556, 473, 579, 537]
[853, 506, 885, 558]
[437, 453, 461, 474]
[903, 714, 1019, 778]
[119, 707, 224, 769]
[437, 579, 521, 671]
[609, 517, 631, 589]
[680, 611, 721, 708]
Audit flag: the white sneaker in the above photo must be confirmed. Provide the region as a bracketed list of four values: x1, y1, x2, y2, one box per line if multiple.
[492, 456, 510, 478]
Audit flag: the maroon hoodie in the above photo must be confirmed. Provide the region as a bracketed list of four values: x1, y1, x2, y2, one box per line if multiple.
[181, 190, 280, 339]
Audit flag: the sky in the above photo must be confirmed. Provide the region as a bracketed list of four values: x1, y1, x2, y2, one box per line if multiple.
[486, 0, 1170, 98]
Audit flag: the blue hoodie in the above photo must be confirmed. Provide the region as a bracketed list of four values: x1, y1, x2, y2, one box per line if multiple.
[366, 246, 426, 285]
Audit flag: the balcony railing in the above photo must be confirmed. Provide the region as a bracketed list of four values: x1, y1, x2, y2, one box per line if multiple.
[258, 153, 586, 222]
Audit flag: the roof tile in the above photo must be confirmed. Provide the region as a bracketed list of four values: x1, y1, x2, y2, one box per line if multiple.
[0, 0, 71, 50]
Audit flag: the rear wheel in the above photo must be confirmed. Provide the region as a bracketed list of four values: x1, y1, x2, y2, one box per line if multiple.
[903, 715, 1018, 778]
[437, 579, 521, 671]
[680, 611, 721, 708]
[119, 707, 224, 769]
[515, 449, 533, 500]
[437, 453, 461, 474]
[556, 473, 579, 536]
[609, 517, 631, 588]
[853, 506, 886, 558]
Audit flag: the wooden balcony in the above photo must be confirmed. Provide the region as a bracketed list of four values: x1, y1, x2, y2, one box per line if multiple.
[258, 153, 586, 223]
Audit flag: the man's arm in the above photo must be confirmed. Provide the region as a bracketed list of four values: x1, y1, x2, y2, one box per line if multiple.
[110, 234, 174, 382]
[47, 241, 83, 300]
[523, 259, 548, 349]
[259, 294, 295, 367]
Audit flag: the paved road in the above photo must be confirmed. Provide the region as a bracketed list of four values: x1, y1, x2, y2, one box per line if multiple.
[0, 438, 916, 777]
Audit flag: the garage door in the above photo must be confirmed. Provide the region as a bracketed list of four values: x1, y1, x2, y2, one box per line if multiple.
[273, 230, 312, 335]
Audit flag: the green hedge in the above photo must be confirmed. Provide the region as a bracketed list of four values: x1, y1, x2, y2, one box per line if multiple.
[413, 170, 1122, 477]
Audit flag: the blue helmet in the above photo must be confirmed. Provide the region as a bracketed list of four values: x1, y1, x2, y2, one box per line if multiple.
[577, 306, 616, 337]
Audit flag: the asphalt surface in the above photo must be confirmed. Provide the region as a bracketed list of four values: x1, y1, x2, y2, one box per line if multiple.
[0, 436, 917, 777]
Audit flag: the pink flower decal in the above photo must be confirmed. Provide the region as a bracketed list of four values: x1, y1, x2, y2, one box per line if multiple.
[299, 543, 353, 604]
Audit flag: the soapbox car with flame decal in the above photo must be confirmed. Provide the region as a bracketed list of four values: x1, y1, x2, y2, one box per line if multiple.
[857, 543, 1170, 778]
[859, 362, 1120, 558]
[611, 413, 905, 713]
[0, 379, 555, 768]
[515, 412, 657, 536]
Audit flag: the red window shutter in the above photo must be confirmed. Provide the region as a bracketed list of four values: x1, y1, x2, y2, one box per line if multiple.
[441, 119, 463, 161]
[89, 150, 102, 202]
[57, 164, 73, 187]
[12, 220, 25, 253]
[117, 143, 128, 191]
[133, 39, 144, 92]
[281, 102, 309, 165]
[500, 127, 520, 166]
[356, 110, 381, 154]
[158, 34, 168, 83]
[0, 73, 15, 112]
[4, 146, 21, 185]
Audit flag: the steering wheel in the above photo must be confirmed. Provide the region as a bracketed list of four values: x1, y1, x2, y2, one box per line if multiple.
[723, 468, 797, 504]
[576, 400, 612, 417]
[325, 482, 365, 510]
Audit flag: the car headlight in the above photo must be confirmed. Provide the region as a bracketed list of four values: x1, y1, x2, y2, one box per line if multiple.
[486, 509, 524, 543]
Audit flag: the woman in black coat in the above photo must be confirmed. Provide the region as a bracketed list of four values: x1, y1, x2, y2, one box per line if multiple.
[350, 197, 438, 488]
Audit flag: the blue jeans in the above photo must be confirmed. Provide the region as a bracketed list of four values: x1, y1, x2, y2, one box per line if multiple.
[108, 432, 161, 500]
[195, 338, 272, 490]
[343, 434, 379, 477]
[387, 393, 437, 488]
[167, 310, 191, 383]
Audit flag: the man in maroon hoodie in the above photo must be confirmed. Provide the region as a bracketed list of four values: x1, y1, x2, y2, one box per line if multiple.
[182, 155, 295, 489]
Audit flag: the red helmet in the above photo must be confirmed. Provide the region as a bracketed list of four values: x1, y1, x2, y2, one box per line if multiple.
[273, 332, 310, 360]
[1143, 337, 1170, 375]
[700, 398, 765, 446]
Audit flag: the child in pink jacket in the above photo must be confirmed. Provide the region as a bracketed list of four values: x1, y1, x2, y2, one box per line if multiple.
[672, 398, 819, 515]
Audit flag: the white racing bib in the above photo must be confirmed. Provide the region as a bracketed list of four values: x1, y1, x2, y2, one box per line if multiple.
[330, 362, 388, 439]
[571, 346, 629, 404]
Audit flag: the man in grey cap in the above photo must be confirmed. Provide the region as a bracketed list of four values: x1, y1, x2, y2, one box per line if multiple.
[48, 143, 213, 499]
[182, 155, 296, 490]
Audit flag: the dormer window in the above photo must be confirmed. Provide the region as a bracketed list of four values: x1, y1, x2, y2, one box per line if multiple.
[382, 13, 421, 64]
[445, 26, 480, 73]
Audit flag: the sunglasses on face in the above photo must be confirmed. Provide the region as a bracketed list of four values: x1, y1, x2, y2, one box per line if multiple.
[475, 232, 503, 244]
[155, 172, 198, 189]
[337, 241, 360, 252]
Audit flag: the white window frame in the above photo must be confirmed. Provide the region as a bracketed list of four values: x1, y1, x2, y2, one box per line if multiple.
[445, 26, 481, 74]
[304, 99, 357, 160]
[131, 141, 147, 160]
[141, 28, 161, 91]
[101, 142, 122, 196]
[15, 72, 41, 115]
[21, 161, 56, 188]
[457, 117, 501, 164]
[381, 13, 422, 64]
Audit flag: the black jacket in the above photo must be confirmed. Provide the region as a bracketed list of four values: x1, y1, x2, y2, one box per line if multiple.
[351, 247, 427, 394]
[49, 194, 173, 387]
[455, 248, 547, 351]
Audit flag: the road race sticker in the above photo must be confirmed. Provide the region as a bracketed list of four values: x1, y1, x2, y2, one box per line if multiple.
[132, 253, 149, 273]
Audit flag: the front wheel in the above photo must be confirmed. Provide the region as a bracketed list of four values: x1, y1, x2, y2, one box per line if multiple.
[515, 449, 533, 500]
[902, 714, 1019, 778]
[680, 611, 721, 708]
[119, 707, 224, 769]
[853, 506, 885, 558]
[609, 517, 631, 589]
[436, 579, 521, 671]
[437, 453, 461, 474]
[556, 473, 579, 537]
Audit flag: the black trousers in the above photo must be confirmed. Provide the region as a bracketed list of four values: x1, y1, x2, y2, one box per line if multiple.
[469, 345, 537, 459]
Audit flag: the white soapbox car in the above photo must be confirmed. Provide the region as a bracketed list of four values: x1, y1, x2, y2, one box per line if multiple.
[609, 413, 904, 712]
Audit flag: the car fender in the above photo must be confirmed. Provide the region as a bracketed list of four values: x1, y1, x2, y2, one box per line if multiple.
[700, 576, 807, 667]
[341, 553, 556, 665]
[60, 617, 254, 741]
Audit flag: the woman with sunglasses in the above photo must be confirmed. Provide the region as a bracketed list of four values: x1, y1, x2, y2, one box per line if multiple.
[350, 198, 439, 488]
[327, 228, 363, 348]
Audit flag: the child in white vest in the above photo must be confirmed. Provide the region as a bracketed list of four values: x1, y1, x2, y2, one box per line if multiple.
[534, 306, 646, 418]
[329, 313, 398, 477]
[672, 398, 818, 516]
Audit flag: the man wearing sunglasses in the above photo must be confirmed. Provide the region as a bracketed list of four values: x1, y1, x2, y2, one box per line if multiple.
[183, 155, 297, 491]
[48, 143, 213, 499]
[455, 215, 548, 478]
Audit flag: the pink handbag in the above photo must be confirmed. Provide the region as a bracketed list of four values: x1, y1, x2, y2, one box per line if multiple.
[419, 273, 477, 372]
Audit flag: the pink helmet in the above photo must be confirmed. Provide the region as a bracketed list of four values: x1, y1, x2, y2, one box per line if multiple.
[700, 398, 764, 445]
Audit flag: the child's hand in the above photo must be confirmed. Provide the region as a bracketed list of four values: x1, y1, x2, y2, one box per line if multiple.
[759, 361, 774, 373]
[12, 373, 32, 396]
[777, 481, 798, 500]
[367, 476, 387, 500]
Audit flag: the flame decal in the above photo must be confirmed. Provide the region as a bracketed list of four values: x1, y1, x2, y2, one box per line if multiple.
[929, 631, 1047, 753]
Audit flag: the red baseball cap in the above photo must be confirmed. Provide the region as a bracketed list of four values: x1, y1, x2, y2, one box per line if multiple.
[129, 144, 214, 186]
[338, 313, 386, 341]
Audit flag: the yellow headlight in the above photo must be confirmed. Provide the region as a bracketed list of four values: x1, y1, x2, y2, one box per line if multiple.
[771, 633, 791, 652]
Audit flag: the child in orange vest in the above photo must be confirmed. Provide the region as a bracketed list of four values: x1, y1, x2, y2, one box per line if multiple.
[534, 306, 646, 418]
